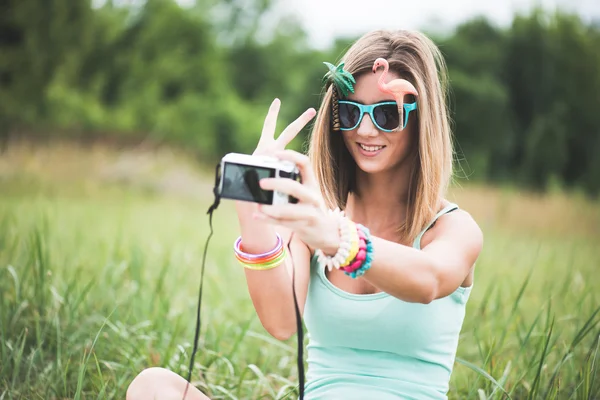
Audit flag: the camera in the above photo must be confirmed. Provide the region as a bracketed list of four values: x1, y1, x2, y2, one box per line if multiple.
[217, 153, 301, 205]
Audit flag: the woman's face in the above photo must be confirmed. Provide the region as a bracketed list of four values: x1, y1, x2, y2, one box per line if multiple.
[341, 71, 417, 176]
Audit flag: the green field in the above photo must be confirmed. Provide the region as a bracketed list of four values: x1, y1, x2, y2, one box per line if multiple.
[1, 142, 599, 399]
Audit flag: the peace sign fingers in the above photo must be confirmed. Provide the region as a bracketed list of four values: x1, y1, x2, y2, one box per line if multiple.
[258, 98, 281, 146]
[275, 107, 317, 149]
[255, 99, 317, 157]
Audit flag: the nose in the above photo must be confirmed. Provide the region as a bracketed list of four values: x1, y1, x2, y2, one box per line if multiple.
[356, 112, 379, 138]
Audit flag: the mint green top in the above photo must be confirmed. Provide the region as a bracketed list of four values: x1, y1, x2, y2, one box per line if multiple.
[303, 203, 471, 399]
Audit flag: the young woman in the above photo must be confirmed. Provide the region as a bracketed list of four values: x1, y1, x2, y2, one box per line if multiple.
[127, 29, 483, 400]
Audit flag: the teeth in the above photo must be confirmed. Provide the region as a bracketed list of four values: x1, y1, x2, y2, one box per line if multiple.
[359, 144, 384, 152]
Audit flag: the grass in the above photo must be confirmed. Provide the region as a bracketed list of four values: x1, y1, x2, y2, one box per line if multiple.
[1, 140, 599, 399]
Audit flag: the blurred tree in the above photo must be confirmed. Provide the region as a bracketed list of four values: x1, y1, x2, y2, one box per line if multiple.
[504, 10, 555, 184]
[0, 0, 94, 136]
[438, 18, 514, 180]
[205, 0, 273, 46]
[505, 9, 600, 193]
[551, 13, 600, 194]
[1, 1, 598, 194]
[522, 103, 569, 187]
[442, 17, 506, 78]
[447, 69, 512, 180]
[223, 13, 325, 148]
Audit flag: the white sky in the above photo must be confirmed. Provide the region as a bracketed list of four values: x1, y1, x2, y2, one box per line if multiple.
[273, 0, 600, 49]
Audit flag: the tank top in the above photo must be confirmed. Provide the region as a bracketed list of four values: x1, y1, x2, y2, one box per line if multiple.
[303, 203, 471, 399]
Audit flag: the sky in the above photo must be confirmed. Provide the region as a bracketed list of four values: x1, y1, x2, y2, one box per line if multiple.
[272, 0, 600, 49]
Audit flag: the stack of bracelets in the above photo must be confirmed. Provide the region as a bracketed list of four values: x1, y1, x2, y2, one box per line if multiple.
[314, 209, 373, 278]
[234, 233, 287, 270]
[234, 210, 373, 279]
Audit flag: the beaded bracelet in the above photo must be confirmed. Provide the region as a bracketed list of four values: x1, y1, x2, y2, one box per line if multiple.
[341, 224, 373, 279]
[341, 230, 367, 273]
[340, 222, 360, 268]
[315, 209, 354, 271]
[234, 234, 286, 270]
[314, 209, 374, 278]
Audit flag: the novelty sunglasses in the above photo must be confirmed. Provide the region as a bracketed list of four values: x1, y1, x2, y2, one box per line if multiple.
[338, 100, 417, 132]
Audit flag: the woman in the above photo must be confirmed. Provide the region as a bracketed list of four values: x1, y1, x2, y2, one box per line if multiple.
[127, 29, 483, 400]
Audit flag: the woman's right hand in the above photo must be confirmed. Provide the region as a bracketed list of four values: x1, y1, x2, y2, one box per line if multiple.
[235, 99, 316, 239]
[253, 98, 317, 157]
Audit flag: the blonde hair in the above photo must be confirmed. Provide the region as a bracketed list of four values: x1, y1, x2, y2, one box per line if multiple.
[308, 30, 453, 243]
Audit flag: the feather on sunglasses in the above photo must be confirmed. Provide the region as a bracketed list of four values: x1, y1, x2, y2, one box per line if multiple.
[337, 100, 417, 132]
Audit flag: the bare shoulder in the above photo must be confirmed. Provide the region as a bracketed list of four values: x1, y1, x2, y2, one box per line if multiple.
[441, 207, 482, 233]
[421, 206, 484, 254]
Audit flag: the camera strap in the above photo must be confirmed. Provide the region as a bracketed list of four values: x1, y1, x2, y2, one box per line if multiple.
[183, 163, 305, 400]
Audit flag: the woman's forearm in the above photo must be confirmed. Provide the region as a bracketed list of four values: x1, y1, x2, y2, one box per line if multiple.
[362, 237, 440, 303]
[361, 216, 481, 303]
[235, 201, 309, 340]
[236, 201, 278, 252]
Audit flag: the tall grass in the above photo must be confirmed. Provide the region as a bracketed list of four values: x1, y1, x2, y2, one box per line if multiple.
[0, 142, 599, 399]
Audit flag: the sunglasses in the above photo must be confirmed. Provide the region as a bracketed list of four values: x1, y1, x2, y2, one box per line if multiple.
[337, 100, 417, 132]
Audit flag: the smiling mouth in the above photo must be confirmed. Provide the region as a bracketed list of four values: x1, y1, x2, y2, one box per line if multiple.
[358, 143, 386, 152]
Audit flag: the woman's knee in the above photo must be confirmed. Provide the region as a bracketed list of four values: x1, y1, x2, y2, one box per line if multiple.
[127, 367, 165, 400]
[126, 367, 177, 400]
[127, 367, 209, 400]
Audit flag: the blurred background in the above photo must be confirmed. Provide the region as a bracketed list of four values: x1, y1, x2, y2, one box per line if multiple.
[1, 1, 600, 399]
[1, 0, 600, 193]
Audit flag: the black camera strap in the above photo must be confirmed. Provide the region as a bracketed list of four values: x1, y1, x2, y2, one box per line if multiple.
[290, 231, 305, 399]
[183, 163, 305, 400]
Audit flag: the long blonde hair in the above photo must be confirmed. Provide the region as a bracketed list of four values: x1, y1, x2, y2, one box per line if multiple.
[308, 30, 453, 242]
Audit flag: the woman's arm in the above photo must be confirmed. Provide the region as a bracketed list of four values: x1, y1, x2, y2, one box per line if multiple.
[361, 209, 483, 303]
[256, 150, 483, 305]
[237, 201, 311, 341]
[234, 100, 316, 341]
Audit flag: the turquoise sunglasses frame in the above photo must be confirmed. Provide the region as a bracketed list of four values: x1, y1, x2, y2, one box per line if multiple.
[337, 100, 418, 132]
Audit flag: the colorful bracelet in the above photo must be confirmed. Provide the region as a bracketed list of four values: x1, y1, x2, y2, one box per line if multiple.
[314, 209, 375, 277]
[340, 222, 360, 268]
[341, 230, 367, 273]
[315, 208, 354, 271]
[234, 247, 283, 265]
[237, 248, 287, 270]
[234, 234, 282, 260]
[234, 234, 286, 270]
[341, 224, 373, 279]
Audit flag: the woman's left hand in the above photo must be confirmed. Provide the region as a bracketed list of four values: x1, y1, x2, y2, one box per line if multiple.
[254, 150, 340, 255]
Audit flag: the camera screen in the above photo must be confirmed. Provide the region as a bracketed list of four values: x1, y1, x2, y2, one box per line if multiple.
[221, 162, 276, 204]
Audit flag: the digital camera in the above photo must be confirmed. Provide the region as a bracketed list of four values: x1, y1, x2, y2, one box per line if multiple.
[217, 153, 301, 205]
